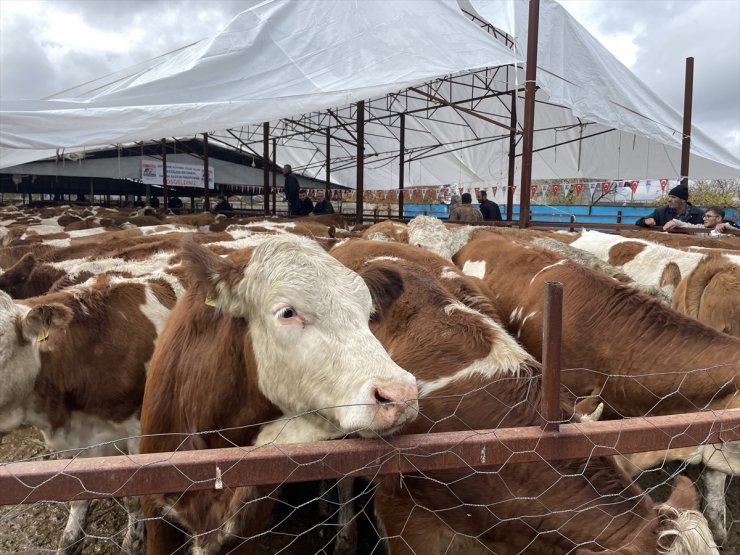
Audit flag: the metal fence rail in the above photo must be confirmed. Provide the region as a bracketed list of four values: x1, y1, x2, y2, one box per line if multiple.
[3, 409, 739, 506]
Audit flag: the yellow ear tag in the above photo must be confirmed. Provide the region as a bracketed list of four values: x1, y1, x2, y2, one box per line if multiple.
[36, 329, 49, 343]
[204, 294, 219, 308]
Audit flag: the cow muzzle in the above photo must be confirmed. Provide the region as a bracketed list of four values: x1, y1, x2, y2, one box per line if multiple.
[354, 379, 419, 438]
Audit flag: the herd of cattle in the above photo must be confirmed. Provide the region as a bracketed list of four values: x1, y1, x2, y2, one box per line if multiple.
[1, 203, 739, 555]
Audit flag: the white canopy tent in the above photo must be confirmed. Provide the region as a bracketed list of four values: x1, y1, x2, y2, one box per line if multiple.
[1, 0, 738, 189]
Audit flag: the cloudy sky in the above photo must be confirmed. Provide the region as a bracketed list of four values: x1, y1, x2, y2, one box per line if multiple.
[1, 0, 738, 157]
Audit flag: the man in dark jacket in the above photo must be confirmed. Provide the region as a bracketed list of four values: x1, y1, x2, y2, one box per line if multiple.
[312, 190, 335, 215]
[293, 190, 314, 216]
[635, 185, 704, 228]
[476, 190, 502, 221]
[283, 164, 300, 215]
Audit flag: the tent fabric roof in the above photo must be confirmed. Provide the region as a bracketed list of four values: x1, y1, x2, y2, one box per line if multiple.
[0, 0, 738, 186]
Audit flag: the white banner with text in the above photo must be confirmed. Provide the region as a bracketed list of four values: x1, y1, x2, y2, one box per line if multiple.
[141, 160, 214, 189]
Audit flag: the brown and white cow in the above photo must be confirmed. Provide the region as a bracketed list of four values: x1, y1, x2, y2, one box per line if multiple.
[454, 232, 740, 543]
[672, 254, 740, 337]
[139, 234, 419, 554]
[328, 239, 717, 555]
[570, 230, 740, 297]
[0, 274, 177, 554]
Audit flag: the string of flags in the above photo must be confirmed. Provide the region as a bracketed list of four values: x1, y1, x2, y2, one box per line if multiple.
[222, 179, 676, 203]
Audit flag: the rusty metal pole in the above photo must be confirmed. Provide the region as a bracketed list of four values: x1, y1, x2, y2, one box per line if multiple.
[519, 0, 540, 228]
[325, 128, 331, 198]
[398, 112, 405, 220]
[356, 100, 365, 225]
[507, 91, 517, 221]
[680, 57, 694, 189]
[161, 139, 169, 210]
[272, 138, 277, 214]
[202, 134, 210, 211]
[541, 281, 563, 432]
[263, 122, 270, 215]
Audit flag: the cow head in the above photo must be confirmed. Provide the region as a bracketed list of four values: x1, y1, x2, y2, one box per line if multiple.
[408, 215, 476, 260]
[181, 235, 418, 439]
[0, 291, 72, 431]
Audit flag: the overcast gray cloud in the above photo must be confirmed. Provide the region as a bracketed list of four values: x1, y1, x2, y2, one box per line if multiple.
[1, 0, 738, 159]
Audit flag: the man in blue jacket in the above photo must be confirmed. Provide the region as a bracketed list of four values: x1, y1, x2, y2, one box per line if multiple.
[635, 185, 704, 228]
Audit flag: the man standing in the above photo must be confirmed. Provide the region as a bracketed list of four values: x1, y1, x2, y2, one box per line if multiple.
[635, 185, 704, 228]
[476, 190, 502, 221]
[283, 164, 300, 215]
[449, 193, 483, 222]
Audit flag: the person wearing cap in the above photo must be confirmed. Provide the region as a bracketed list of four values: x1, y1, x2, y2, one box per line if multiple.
[635, 185, 704, 228]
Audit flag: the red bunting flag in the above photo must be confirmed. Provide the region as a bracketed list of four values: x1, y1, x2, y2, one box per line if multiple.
[660, 179, 668, 193]
[552, 183, 560, 196]
[629, 180, 639, 193]
[601, 181, 611, 194]
[511, 186, 517, 194]
[531, 185, 538, 196]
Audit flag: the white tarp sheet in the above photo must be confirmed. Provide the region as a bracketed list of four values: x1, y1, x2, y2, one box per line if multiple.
[0, 0, 737, 186]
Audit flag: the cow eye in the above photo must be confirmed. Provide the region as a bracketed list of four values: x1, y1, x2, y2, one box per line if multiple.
[276, 307, 295, 319]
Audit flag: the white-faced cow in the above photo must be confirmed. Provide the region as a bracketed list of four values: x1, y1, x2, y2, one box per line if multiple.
[138, 234, 419, 554]
[454, 232, 740, 544]
[0, 273, 177, 554]
[327, 239, 717, 555]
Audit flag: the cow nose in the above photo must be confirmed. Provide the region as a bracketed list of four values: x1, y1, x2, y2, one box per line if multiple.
[373, 382, 418, 405]
[371, 381, 419, 429]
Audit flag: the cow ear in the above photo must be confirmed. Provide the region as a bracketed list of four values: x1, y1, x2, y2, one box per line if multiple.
[0, 253, 36, 286]
[358, 264, 404, 322]
[180, 236, 243, 309]
[661, 475, 700, 513]
[22, 303, 73, 343]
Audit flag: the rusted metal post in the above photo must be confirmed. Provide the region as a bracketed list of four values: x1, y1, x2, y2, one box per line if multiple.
[272, 138, 277, 214]
[541, 280, 563, 432]
[680, 57, 694, 189]
[398, 112, 405, 219]
[519, 0, 540, 228]
[161, 138, 169, 210]
[325, 128, 331, 198]
[263, 122, 270, 215]
[202, 133, 210, 211]
[356, 100, 365, 224]
[507, 90, 517, 221]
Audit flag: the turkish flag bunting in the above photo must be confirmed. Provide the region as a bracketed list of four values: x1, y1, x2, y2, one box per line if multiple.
[602, 181, 611, 194]
[660, 179, 668, 192]
[552, 183, 560, 196]
[531, 185, 538, 196]
[630, 180, 639, 193]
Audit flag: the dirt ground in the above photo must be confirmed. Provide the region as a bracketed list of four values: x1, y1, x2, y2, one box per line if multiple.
[1, 426, 738, 554]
